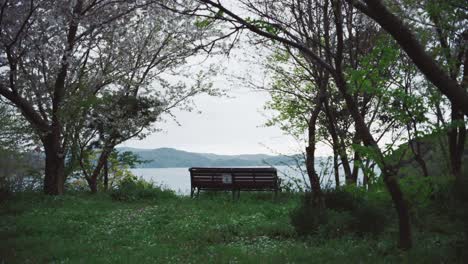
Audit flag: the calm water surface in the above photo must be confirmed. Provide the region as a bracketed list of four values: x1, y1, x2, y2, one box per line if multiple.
[131, 165, 340, 195]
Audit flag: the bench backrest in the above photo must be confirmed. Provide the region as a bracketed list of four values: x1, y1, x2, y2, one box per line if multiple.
[189, 167, 278, 190]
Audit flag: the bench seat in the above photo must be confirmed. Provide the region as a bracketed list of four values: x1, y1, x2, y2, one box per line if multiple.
[189, 167, 279, 198]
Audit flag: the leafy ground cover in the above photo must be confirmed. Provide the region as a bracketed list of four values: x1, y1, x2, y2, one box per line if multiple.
[0, 183, 466, 263]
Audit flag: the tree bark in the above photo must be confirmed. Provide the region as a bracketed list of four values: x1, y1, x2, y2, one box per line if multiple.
[409, 140, 429, 177]
[301, 76, 329, 207]
[448, 107, 466, 179]
[42, 131, 65, 195]
[333, 149, 340, 188]
[43, 0, 82, 195]
[87, 145, 114, 193]
[448, 48, 467, 179]
[86, 177, 98, 193]
[335, 74, 412, 248]
[332, 0, 411, 249]
[350, 140, 360, 185]
[103, 160, 109, 191]
[405, 117, 429, 177]
[323, 97, 352, 182]
[305, 94, 325, 207]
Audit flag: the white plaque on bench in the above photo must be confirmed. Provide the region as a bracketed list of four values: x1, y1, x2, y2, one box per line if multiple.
[222, 173, 232, 184]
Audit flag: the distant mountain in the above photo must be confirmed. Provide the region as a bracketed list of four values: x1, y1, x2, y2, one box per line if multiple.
[116, 147, 299, 168]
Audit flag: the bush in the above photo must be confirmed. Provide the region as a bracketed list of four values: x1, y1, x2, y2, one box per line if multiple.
[352, 202, 387, 236]
[290, 193, 327, 236]
[110, 175, 176, 201]
[0, 149, 43, 195]
[323, 188, 359, 212]
[326, 188, 387, 236]
[290, 188, 388, 238]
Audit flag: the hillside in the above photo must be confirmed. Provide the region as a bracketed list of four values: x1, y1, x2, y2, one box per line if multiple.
[390, 132, 468, 177]
[116, 147, 299, 168]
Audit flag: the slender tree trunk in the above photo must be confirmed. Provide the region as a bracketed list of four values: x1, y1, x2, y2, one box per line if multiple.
[86, 177, 98, 193]
[406, 123, 429, 177]
[342, 89, 412, 249]
[403, 84, 430, 177]
[412, 141, 429, 177]
[305, 84, 327, 207]
[323, 98, 352, 181]
[448, 30, 467, 180]
[383, 166, 412, 247]
[42, 131, 65, 195]
[350, 146, 360, 184]
[339, 148, 352, 184]
[306, 144, 323, 207]
[333, 0, 411, 248]
[332, 1, 410, 246]
[333, 149, 340, 188]
[306, 120, 323, 207]
[103, 160, 109, 191]
[335, 74, 412, 249]
[87, 145, 114, 193]
[362, 162, 368, 187]
[448, 107, 466, 179]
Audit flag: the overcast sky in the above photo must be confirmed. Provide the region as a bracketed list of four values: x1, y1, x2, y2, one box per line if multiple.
[120, 50, 333, 156]
[121, 89, 298, 155]
[120, 17, 332, 156]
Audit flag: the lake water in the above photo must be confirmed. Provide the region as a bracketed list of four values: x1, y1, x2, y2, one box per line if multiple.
[131, 165, 343, 195]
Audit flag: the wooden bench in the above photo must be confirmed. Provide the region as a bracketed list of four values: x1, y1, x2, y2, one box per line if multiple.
[189, 167, 279, 199]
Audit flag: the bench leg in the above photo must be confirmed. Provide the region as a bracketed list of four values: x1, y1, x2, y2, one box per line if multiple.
[190, 188, 194, 198]
[274, 188, 278, 201]
[196, 188, 200, 198]
[232, 189, 240, 201]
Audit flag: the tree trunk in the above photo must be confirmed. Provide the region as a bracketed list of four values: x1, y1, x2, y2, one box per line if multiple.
[305, 84, 326, 207]
[448, 31, 467, 180]
[323, 98, 352, 181]
[332, 0, 411, 248]
[339, 148, 353, 184]
[103, 160, 109, 191]
[87, 145, 114, 193]
[412, 142, 429, 177]
[383, 167, 412, 249]
[86, 177, 98, 193]
[448, 107, 466, 179]
[362, 163, 368, 187]
[335, 74, 412, 249]
[333, 149, 340, 188]
[350, 148, 360, 184]
[42, 132, 65, 195]
[407, 127, 429, 177]
[305, 144, 323, 207]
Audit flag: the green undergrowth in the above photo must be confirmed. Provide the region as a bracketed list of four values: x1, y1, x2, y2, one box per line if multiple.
[0, 179, 466, 263]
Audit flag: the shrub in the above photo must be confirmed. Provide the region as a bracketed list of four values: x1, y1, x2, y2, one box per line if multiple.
[290, 188, 388, 238]
[0, 149, 43, 195]
[110, 175, 176, 201]
[352, 202, 387, 236]
[336, 187, 388, 236]
[323, 188, 359, 212]
[290, 193, 327, 236]
[317, 210, 355, 238]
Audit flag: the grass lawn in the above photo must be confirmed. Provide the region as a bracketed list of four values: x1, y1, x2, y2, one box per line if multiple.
[0, 191, 465, 263]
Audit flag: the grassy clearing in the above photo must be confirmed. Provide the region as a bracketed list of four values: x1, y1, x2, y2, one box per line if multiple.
[0, 187, 465, 263]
